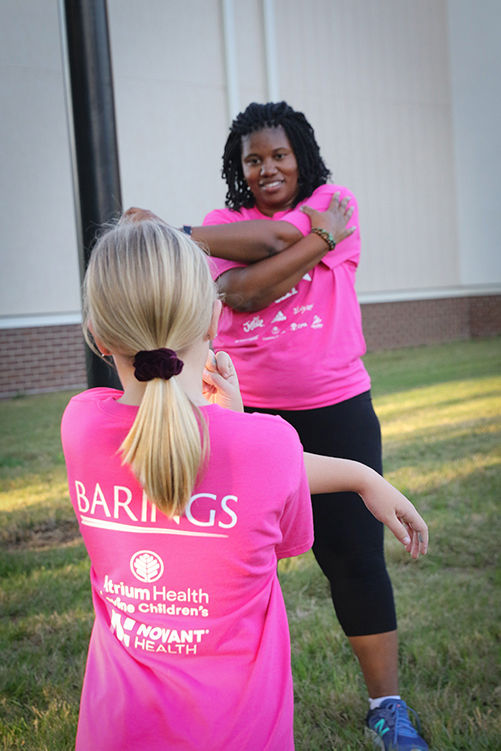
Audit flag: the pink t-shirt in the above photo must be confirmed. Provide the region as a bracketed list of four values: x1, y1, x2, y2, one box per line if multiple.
[61, 388, 313, 751]
[204, 184, 371, 410]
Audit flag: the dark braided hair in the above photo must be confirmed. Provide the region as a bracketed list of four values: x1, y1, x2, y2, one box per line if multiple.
[222, 101, 331, 211]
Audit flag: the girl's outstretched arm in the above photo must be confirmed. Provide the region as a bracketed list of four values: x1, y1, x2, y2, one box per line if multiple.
[303, 453, 428, 559]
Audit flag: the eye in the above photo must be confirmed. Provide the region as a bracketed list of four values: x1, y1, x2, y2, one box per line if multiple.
[275, 153, 286, 160]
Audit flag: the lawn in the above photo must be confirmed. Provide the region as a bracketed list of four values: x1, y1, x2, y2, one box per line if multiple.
[1, 338, 500, 750]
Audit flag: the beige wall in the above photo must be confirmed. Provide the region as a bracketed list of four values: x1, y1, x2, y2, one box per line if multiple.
[0, 0, 81, 318]
[1, 0, 500, 323]
[276, 0, 460, 294]
[448, 0, 501, 285]
[107, 0, 230, 225]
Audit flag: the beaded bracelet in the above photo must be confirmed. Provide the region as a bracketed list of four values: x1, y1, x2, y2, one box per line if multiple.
[311, 227, 336, 250]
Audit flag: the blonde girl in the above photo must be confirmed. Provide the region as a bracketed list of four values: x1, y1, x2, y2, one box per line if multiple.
[62, 219, 427, 751]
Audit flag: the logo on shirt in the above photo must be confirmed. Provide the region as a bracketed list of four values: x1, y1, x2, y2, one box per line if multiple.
[130, 550, 165, 583]
[110, 609, 210, 655]
[311, 315, 323, 329]
[272, 310, 287, 323]
[293, 305, 313, 315]
[242, 315, 264, 333]
[274, 287, 298, 304]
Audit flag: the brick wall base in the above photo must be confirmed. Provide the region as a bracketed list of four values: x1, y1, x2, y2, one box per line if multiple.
[361, 294, 501, 351]
[1, 295, 500, 398]
[0, 324, 87, 399]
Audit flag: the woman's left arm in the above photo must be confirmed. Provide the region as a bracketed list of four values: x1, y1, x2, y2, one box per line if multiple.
[303, 453, 428, 559]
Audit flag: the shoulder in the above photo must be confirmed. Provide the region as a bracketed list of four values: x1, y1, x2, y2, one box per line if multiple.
[65, 387, 122, 408]
[279, 186, 358, 233]
[61, 387, 123, 427]
[203, 207, 245, 225]
[75, 387, 123, 401]
[207, 406, 303, 455]
[303, 183, 358, 207]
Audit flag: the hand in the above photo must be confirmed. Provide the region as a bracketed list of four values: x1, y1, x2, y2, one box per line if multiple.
[120, 207, 167, 225]
[303, 454, 428, 559]
[360, 474, 429, 559]
[202, 350, 244, 412]
[300, 191, 356, 245]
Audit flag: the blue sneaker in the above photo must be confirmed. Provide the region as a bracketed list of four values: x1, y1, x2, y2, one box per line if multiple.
[365, 699, 428, 750]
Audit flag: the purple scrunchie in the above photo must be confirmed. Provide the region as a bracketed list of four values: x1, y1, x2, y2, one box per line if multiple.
[133, 348, 184, 382]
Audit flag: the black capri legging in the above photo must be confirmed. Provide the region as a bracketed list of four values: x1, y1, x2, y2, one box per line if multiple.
[247, 390, 397, 637]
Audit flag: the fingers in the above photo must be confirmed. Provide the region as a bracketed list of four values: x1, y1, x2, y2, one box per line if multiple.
[328, 191, 352, 214]
[381, 497, 428, 558]
[205, 350, 236, 380]
[399, 510, 429, 558]
[205, 349, 218, 373]
[385, 515, 414, 550]
[214, 351, 235, 380]
[415, 521, 429, 557]
[328, 191, 341, 209]
[121, 207, 152, 223]
[120, 207, 167, 225]
[339, 196, 352, 213]
[202, 352, 243, 413]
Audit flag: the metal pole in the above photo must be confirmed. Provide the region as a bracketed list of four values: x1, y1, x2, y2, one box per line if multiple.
[59, 0, 122, 389]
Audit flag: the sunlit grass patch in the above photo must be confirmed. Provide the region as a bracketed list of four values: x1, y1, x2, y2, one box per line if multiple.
[1, 339, 500, 749]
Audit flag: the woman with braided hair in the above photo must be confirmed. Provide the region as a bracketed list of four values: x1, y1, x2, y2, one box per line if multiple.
[186, 101, 427, 750]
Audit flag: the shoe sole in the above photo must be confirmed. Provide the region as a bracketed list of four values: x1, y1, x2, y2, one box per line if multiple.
[365, 727, 388, 750]
[365, 726, 425, 751]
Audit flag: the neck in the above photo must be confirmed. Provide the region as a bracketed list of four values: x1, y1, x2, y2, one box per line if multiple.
[114, 340, 209, 407]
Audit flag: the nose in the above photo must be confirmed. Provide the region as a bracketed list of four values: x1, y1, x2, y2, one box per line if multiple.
[260, 158, 278, 176]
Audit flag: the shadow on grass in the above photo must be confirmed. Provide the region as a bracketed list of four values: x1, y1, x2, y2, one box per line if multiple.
[365, 337, 501, 398]
[383, 424, 500, 469]
[1, 535, 92, 750]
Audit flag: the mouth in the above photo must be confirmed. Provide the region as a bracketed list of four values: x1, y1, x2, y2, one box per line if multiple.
[259, 180, 284, 192]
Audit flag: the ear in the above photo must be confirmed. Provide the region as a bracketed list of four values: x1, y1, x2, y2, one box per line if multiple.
[87, 321, 113, 357]
[208, 299, 222, 341]
[92, 333, 113, 357]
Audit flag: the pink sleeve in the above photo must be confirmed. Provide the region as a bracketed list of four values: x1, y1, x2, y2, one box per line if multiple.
[280, 184, 361, 270]
[203, 208, 242, 227]
[275, 429, 314, 560]
[203, 208, 247, 280]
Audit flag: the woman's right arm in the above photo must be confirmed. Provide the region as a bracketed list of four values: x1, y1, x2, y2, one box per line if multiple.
[122, 194, 355, 311]
[192, 221, 303, 261]
[217, 193, 355, 312]
[122, 207, 302, 262]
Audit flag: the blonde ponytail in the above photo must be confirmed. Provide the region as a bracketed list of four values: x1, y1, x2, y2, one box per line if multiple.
[83, 220, 215, 516]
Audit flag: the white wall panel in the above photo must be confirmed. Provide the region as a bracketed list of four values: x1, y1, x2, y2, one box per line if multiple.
[275, 0, 460, 293]
[448, 0, 501, 285]
[0, 0, 80, 317]
[2, 0, 499, 322]
[234, 0, 268, 107]
[107, 0, 229, 226]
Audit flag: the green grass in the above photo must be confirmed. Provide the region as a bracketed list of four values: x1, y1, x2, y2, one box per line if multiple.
[1, 337, 500, 749]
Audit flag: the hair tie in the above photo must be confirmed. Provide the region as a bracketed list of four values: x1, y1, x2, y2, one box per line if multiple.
[133, 348, 184, 382]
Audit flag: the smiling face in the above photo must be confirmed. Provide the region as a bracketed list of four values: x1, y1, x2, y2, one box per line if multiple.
[241, 126, 299, 216]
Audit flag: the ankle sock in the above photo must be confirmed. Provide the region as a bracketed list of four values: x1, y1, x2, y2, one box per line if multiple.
[368, 695, 401, 710]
